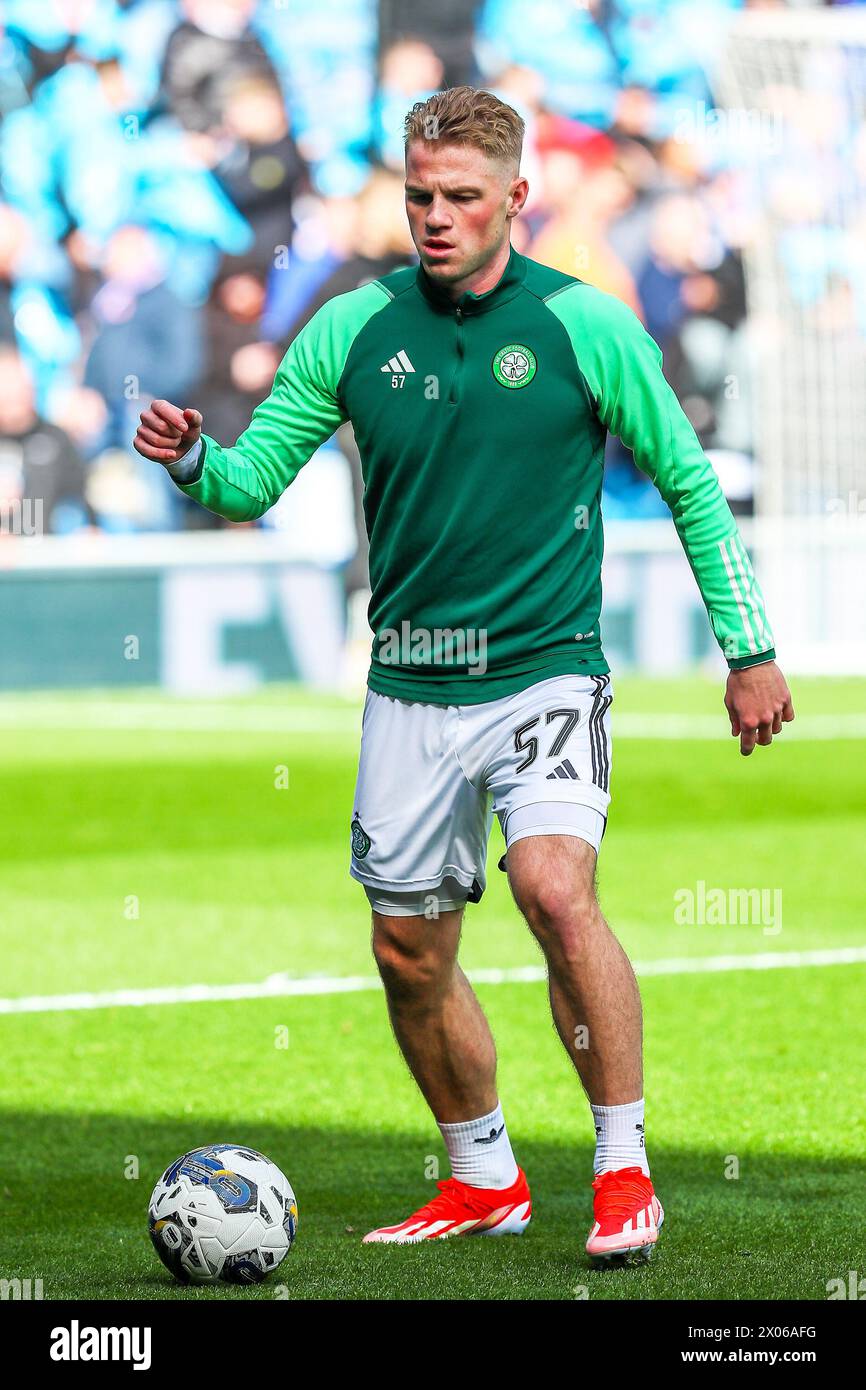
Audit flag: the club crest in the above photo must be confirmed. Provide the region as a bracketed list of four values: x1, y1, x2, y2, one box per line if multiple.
[492, 343, 537, 389]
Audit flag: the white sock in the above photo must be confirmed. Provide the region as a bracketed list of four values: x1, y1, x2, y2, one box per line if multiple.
[591, 1098, 650, 1177]
[438, 1103, 520, 1190]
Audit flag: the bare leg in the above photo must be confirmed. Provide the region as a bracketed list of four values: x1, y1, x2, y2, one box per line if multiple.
[371, 907, 499, 1123]
[506, 835, 643, 1104]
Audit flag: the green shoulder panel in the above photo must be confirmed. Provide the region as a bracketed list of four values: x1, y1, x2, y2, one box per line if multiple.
[522, 256, 582, 303]
[372, 264, 419, 301]
[174, 279, 391, 522]
[545, 282, 775, 666]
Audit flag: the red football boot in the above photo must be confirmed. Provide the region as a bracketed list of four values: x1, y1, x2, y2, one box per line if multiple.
[363, 1168, 532, 1244]
[585, 1166, 664, 1264]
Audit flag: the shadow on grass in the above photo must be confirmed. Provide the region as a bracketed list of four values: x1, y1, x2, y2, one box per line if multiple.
[0, 1110, 862, 1302]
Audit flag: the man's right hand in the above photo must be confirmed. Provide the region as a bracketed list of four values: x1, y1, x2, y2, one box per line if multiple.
[133, 400, 202, 465]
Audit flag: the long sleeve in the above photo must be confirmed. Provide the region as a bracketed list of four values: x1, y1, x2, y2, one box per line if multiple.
[171, 280, 389, 523]
[547, 284, 775, 668]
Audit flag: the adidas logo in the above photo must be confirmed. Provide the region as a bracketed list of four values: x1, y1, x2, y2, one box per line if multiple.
[474, 1124, 505, 1145]
[380, 349, 415, 374]
[546, 758, 580, 781]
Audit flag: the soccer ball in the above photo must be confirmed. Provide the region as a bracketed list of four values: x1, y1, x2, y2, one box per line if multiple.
[148, 1144, 298, 1285]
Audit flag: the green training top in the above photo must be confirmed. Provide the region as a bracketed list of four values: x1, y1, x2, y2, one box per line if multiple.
[172, 247, 775, 704]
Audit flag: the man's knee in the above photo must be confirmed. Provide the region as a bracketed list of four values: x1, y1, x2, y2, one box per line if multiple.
[507, 836, 600, 947]
[520, 883, 599, 948]
[371, 911, 461, 1003]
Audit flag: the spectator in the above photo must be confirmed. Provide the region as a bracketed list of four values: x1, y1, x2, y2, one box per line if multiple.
[206, 73, 308, 268]
[375, 39, 445, 172]
[281, 169, 416, 343]
[529, 115, 642, 312]
[0, 346, 93, 534]
[195, 256, 280, 465]
[636, 193, 725, 346]
[83, 223, 203, 527]
[157, 0, 277, 134]
[0, 203, 28, 345]
[83, 225, 203, 416]
[378, 0, 480, 89]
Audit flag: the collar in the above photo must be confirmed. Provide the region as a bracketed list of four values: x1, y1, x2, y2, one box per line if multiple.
[416, 245, 527, 316]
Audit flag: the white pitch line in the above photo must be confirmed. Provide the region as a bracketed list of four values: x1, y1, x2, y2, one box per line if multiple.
[2, 946, 865, 1017]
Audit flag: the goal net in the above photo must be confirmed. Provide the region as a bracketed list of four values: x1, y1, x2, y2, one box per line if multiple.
[707, 7, 866, 672]
[714, 6, 866, 520]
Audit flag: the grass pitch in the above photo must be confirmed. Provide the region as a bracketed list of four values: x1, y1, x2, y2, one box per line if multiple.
[0, 677, 864, 1300]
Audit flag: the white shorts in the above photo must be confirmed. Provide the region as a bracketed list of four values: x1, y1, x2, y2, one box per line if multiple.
[349, 673, 613, 916]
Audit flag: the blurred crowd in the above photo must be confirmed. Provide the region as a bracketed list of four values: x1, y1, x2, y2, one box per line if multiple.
[0, 0, 861, 558]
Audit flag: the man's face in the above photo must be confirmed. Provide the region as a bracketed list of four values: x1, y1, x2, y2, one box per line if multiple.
[405, 139, 525, 287]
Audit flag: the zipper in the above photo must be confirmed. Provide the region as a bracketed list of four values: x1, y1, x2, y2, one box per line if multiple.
[448, 304, 464, 406]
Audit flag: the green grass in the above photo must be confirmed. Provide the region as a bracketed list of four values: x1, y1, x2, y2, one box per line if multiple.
[0, 677, 864, 1299]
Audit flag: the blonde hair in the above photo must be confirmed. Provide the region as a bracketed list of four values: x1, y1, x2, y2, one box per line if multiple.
[404, 86, 525, 170]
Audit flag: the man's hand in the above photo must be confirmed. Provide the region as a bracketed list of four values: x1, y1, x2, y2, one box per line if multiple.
[725, 661, 794, 756]
[133, 400, 202, 465]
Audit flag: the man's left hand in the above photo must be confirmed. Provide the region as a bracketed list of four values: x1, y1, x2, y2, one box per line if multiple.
[725, 661, 795, 757]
